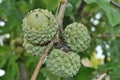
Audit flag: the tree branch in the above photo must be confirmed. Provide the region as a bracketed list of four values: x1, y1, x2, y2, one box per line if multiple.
[57, 0, 67, 41]
[31, 0, 68, 80]
[19, 63, 28, 80]
[110, 0, 120, 9]
[105, 75, 110, 80]
[77, 0, 86, 19]
[31, 39, 54, 80]
[96, 73, 106, 80]
[96, 73, 110, 80]
[91, 33, 120, 39]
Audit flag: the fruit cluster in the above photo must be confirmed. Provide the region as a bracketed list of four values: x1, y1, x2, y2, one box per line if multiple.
[22, 9, 91, 77]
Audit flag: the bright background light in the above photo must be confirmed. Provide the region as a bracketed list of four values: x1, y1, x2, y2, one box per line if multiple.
[0, 69, 5, 77]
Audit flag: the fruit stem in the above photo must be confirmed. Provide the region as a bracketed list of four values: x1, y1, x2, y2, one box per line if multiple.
[57, 0, 67, 42]
[31, 39, 54, 80]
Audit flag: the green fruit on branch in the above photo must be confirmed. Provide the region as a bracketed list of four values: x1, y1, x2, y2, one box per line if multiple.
[11, 38, 23, 49]
[64, 22, 91, 52]
[10, 38, 24, 54]
[15, 47, 24, 54]
[22, 9, 57, 45]
[46, 49, 81, 77]
[23, 38, 46, 56]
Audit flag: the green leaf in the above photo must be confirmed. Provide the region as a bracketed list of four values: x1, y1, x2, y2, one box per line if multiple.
[0, 46, 11, 68]
[15, 1, 30, 14]
[84, 0, 120, 26]
[65, 2, 73, 16]
[110, 67, 120, 80]
[74, 67, 95, 80]
[97, 62, 120, 73]
[0, 0, 23, 34]
[44, 0, 59, 10]
[110, 39, 120, 62]
[98, 62, 120, 80]
[1, 55, 20, 80]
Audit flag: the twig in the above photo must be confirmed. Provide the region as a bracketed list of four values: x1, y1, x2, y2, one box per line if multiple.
[31, 40, 54, 80]
[77, 0, 86, 19]
[96, 73, 106, 80]
[96, 73, 110, 80]
[31, 0, 68, 80]
[105, 75, 110, 80]
[57, 0, 67, 41]
[19, 63, 28, 80]
[110, 0, 120, 9]
[91, 33, 120, 39]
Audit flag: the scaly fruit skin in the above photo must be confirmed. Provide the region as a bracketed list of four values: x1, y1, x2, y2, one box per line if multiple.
[22, 9, 57, 45]
[64, 22, 91, 52]
[46, 49, 81, 77]
[23, 38, 46, 56]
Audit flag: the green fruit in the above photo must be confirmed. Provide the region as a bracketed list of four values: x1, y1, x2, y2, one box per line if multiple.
[23, 38, 46, 56]
[64, 22, 91, 52]
[22, 9, 57, 45]
[10, 38, 24, 54]
[3, 37, 10, 45]
[11, 38, 23, 50]
[15, 47, 24, 54]
[46, 49, 81, 77]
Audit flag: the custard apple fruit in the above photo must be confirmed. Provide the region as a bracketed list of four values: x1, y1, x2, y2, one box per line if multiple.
[64, 22, 91, 52]
[23, 38, 46, 56]
[46, 49, 81, 77]
[22, 9, 57, 45]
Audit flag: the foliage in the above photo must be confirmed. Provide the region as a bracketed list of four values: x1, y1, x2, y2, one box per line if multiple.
[0, 0, 120, 80]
